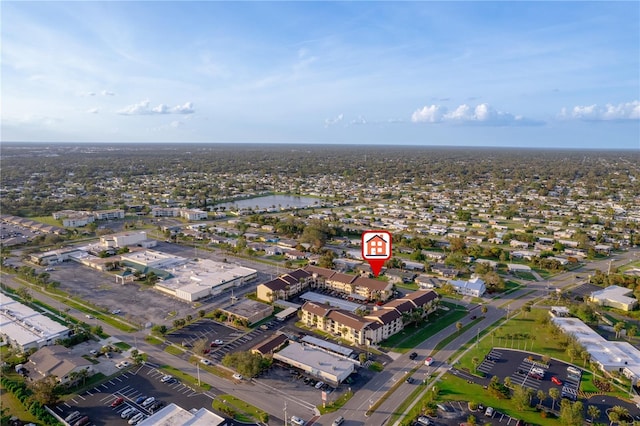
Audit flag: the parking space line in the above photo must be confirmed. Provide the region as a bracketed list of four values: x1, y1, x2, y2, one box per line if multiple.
[93, 387, 101, 392]
[76, 394, 85, 400]
[64, 403, 71, 408]
[115, 376, 123, 382]
[55, 406, 63, 412]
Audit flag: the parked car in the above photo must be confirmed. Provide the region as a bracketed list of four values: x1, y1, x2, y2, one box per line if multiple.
[211, 339, 223, 346]
[161, 375, 173, 383]
[485, 407, 495, 417]
[110, 397, 124, 407]
[135, 395, 147, 404]
[128, 412, 145, 425]
[201, 359, 212, 366]
[65, 411, 81, 423]
[142, 396, 155, 407]
[409, 352, 418, 360]
[291, 416, 305, 425]
[551, 376, 563, 386]
[417, 416, 431, 425]
[112, 309, 121, 314]
[73, 416, 90, 426]
[121, 408, 137, 419]
[332, 416, 344, 426]
[315, 381, 325, 389]
[232, 373, 243, 380]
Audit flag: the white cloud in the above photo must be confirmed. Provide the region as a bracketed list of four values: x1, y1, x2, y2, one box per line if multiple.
[560, 101, 640, 121]
[411, 103, 541, 126]
[118, 100, 195, 115]
[411, 105, 445, 123]
[172, 102, 195, 114]
[87, 92, 96, 97]
[101, 90, 115, 96]
[87, 108, 99, 114]
[324, 113, 344, 127]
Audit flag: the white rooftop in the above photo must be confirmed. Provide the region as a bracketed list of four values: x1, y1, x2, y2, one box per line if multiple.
[120, 249, 185, 269]
[159, 259, 256, 292]
[137, 403, 225, 426]
[299, 291, 361, 312]
[273, 341, 355, 383]
[552, 317, 640, 374]
[590, 285, 637, 306]
[0, 299, 69, 347]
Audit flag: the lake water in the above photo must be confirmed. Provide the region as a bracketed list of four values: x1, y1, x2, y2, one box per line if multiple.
[215, 194, 321, 210]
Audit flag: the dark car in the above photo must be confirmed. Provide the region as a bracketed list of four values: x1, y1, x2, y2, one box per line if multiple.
[135, 395, 147, 404]
[409, 352, 418, 360]
[406, 377, 414, 384]
[73, 416, 90, 426]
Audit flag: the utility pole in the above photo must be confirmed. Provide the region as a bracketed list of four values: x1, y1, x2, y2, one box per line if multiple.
[283, 401, 287, 426]
[196, 362, 200, 386]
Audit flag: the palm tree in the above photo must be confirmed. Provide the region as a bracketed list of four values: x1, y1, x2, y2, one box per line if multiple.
[587, 405, 601, 424]
[472, 357, 479, 373]
[614, 322, 625, 339]
[548, 387, 560, 411]
[481, 305, 488, 316]
[456, 322, 463, 334]
[608, 410, 620, 426]
[581, 350, 591, 368]
[536, 389, 546, 408]
[611, 405, 630, 423]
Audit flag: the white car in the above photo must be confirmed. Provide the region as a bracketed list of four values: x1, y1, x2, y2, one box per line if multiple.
[160, 375, 173, 383]
[128, 412, 145, 424]
[211, 339, 223, 346]
[424, 357, 433, 366]
[112, 309, 121, 314]
[141, 397, 155, 407]
[232, 373, 243, 380]
[116, 361, 131, 369]
[201, 359, 212, 366]
[291, 416, 305, 425]
[121, 408, 136, 419]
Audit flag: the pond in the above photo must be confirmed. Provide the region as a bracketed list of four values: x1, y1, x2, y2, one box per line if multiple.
[214, 194, 321, 210]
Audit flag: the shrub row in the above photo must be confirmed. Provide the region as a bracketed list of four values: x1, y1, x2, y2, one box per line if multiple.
[0, 376, 61, 425]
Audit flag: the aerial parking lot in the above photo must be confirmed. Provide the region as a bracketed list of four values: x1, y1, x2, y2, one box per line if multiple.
[52, 364, 216, 426]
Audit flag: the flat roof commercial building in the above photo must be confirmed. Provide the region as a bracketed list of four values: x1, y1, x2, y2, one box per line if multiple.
[552, 316, 640, 383]
[0, 299, 71, 352]
[273, 342, 356, 386]
[137, 403, 225, 426]
[154, 259, 257, 302]
[589, 285, 638, 311]
[221, 299, 273, 326]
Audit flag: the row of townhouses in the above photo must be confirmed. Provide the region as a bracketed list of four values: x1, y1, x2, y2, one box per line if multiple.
[300, 289, 439, 345]
[256, 265, 394, 303]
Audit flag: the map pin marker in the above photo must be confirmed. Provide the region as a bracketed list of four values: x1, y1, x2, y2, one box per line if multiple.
[361, 230, 392, 277]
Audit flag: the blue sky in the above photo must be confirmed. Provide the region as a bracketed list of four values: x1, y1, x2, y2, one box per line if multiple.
[2, 1, 639, 149]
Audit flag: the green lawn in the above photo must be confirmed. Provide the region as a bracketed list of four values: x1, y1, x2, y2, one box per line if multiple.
[164, 345, 185, 356]
[159, 365, 211, 391]
[145, 335, 163, 345]
[113, 341, 131, 351]
[397, 373, 567, 426]
[381, 303, 468, 352]
[0, 386, 41, 425]
[318, 390, 354, 414]
[212, 394, 268, 423]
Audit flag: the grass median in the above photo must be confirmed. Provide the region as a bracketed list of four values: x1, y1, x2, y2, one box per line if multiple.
[213, 394, 269, 423]
[159, 365, 211, 391]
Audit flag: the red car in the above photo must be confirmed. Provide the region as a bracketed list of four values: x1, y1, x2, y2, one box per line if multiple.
[551, 376, 562, 386]
[110, 397, 124, 407]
